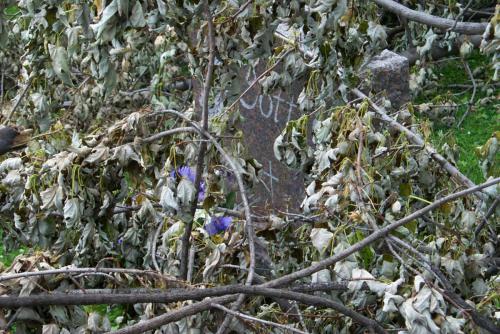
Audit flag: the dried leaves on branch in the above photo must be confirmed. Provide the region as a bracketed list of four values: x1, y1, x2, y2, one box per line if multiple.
[0, 0, 498, 333]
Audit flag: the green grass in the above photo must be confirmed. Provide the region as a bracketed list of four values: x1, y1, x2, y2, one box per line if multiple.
[416, 51, 500, 183]
[0, 230, 26, 267]
[84, 304, 128, 329]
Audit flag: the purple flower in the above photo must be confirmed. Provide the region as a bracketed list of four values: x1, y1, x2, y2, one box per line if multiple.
[117, 237, 123, 245]
[205, 216, 232, 236]
[170, 165, 206, 202]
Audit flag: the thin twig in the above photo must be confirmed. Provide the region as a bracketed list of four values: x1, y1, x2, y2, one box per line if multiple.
[456, 60, 477, 128]
[211, 303, 308, 334]
[474, 197, 499, 240]
[151, 219, 165, 272]
[4, 308, 21, 332]
[219, 0, 253, 25]
[291, 301, 310, 334]
[142, 127, 197, 144]
[448, 0, 474, 32]
[179, 1, 216, 280]
[3, 77, 32, 124]
[0, 63, 4, 108]
[446, 82, 500, 89]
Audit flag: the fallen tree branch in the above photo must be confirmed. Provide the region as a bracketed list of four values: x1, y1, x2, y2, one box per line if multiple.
[262, 177, 499, 289]
[75, 282, 348, 296]
[3, 180, 496, 333]
[0, 267, 187, 287]
[1, 287, 382, 333]
[106, 286, 386, 334]
[352, 89, 481, 196]
[211, 303, 309, 334]
[399, 35, 482, 66]
[373, 0, 487, 35]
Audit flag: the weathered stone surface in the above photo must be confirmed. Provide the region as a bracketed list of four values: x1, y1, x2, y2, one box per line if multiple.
[236, 65, 305, 214]
[361, 49, 410, 109]
[196, 63, 306, 214]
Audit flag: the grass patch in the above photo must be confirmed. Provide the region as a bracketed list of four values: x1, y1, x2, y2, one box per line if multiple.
[84, 304, 128, 329]
[0, 230, 26, 267]
[416, 51, 499, 183]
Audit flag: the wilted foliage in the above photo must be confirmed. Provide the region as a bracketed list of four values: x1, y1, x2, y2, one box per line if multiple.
[0, 0, 498, 333]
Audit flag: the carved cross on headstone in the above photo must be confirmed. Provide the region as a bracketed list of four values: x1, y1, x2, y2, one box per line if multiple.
[260, 160, 279, 204]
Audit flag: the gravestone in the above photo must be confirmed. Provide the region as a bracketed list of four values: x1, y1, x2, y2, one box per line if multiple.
[196, 62, 306, 214]
[361, 49, 410, 109]
[236, 65, 305, 214]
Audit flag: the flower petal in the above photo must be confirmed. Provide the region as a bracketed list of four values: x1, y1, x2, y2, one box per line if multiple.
[219, 216, 232, 229]
[205, 221, 218, 236]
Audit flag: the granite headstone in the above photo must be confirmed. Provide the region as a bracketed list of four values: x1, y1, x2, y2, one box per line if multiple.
[361, 49, 410, 109]
[196, 62, 306, 214]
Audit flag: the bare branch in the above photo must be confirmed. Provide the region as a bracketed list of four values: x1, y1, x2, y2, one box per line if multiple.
[105, 286, 385, 334]
[0, 286, 385, 333]
[474, 197, 499, 240]
[211, 303, 308, 334]
[151, 218, 165, 272]
[109, 296, 236, 334]
[179, 2, 217, 280]
[142, 127, 197, 144]
[448, 0, 474, 32]
[456, 60, 477, 128]
[373, 0, 487, 35]
[219, 0, 253, 25]
[0, 267, 187, 287]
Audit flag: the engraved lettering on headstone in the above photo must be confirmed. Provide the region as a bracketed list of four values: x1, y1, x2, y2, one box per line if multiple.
[240, 67, 298, 124]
